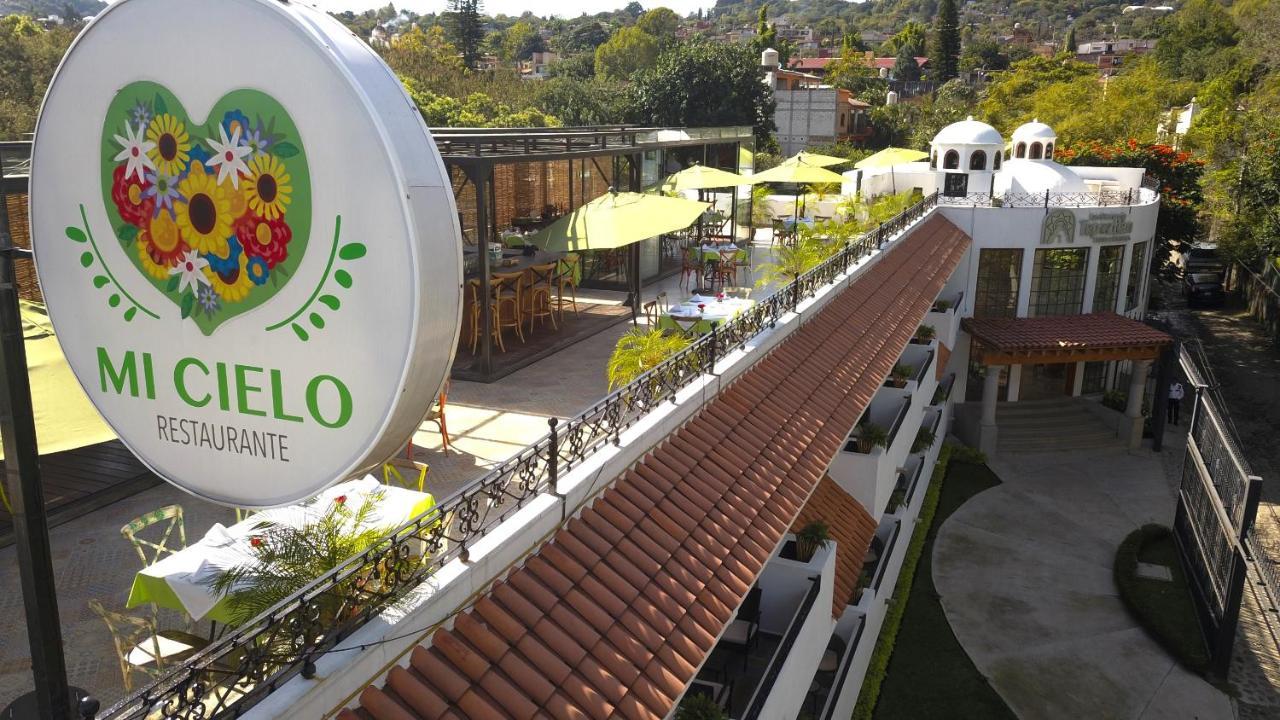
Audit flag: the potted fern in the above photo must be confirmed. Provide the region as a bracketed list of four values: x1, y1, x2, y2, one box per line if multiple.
[795, 520, 831, 563]
[932, 298, 952, 312]
[889, 363, 914, 387]
[855, 422, 888, 453]
[912, 427, 936, 453]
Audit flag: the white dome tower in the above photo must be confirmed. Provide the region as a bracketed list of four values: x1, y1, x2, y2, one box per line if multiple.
[1010, 119, 1058, 161]
[929, 116, 1004, 197]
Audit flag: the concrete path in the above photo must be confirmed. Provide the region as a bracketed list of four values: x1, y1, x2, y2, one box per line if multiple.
[933, 446, 1234, 720]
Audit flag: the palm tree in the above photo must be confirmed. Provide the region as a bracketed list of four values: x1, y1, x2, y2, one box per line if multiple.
[607, 328, 692, 390]
[755, 233, 828, 291]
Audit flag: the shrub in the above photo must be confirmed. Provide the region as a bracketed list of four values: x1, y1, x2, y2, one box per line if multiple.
[948, 444, 987, 465]
[1102, 389, 1128, 412]
[912, 427, 936, 454]
[852, 443, 955, 720]
[889, 363, 914, 386]
[856, 422, 889, 453]
[675, 693, 727, 720]
[606, 328, 691, 390]
[796, 520, 832, 562]
[915, 324, 936, 340]
[1114, 524, 1210, 674]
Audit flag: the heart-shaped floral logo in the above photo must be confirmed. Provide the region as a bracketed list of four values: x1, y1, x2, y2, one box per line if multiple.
[98, 81, 311, 335]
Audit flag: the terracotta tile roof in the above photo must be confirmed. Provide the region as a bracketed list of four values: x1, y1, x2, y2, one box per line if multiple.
[789, 476, 878, 618]
[339, 215, 970, 720]
[963, 313, 1173, 353]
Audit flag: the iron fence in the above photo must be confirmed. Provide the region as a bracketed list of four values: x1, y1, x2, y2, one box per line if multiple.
[88, 194, 940, 719]
[938, 188, 1146, 208]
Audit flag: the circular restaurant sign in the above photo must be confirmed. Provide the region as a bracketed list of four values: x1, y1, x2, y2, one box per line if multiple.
[29, 0, 462, 507]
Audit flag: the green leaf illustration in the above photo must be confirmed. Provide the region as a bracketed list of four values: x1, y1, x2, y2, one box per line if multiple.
[334, 269, 352, 288]
[338, 243, 366, 260]
[108, 294, 121, 308]
[318, 294, 340, 311]
[165, 275, 181, 292]
[179, 292, 195, 319]
[291, 323, 309, 342]
[309, 312, 325, 329]
[153, 93, 168, 115]
[66, 226, 87, 243]
[79, 252, 93, 268]
[124, 307, 137, 322]
[274, 141, 300, 158]
[93, 275, 109, 289]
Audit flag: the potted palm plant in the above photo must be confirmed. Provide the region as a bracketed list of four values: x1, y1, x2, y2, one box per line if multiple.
[795, 520, 831, 563]
[914, 324, 936, 342]
[855, 422, 888, 453]
[606, 328, 692, 390]
[889, 363, 914, 387]
[676, 694, 727, 720]
[912, 427, 936, 453]
[932, 298, 952, 312]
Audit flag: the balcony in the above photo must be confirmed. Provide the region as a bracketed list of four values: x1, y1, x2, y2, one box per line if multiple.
[924, 291, 963, 348]
[683, 539, 835, 719]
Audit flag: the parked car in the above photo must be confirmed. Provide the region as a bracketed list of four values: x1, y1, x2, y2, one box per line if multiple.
[1174, 242, 1222, 274]
[1183, 271, 1225, 307]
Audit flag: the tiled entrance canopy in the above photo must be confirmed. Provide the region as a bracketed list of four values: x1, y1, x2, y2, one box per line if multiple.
[963, 312, 1173, 365]
[339, 216, 970, 720]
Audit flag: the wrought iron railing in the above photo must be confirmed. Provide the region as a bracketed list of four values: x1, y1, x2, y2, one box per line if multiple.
[938, 188, 1152, 208]
[742, 576, 822, 720]
[87, 192, 940, 720]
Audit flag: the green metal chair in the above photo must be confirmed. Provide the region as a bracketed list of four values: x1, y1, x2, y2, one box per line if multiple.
[120, 504, 187, 569]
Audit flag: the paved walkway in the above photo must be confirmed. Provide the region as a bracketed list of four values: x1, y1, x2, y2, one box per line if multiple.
[933, 445, 1234, 720]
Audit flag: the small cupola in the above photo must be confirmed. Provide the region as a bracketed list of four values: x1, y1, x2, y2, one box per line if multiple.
[1010, 119, 1058, 161]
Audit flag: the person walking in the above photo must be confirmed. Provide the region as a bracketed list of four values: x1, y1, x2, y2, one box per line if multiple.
[1168, 381, 1185, 425]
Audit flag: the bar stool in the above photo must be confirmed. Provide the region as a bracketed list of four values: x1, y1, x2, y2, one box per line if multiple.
[553, 253, 580, 318]
[490, 271, 525, 351]
[524, 262, 559, 334]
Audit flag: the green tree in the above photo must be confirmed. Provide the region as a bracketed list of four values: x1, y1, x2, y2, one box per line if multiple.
[627, 41, 777, 147]
[929, 0, 960, 82]
[499, 20, 545, 63]
[1153, 0, 1239, 82]
[1062, 25, 1077, 56]
[815, 18, 844, 48]
[0, 16, 76, 140]
[443, 0, 485, 69]
[383, 25, 463, 82]
[979, 55, 1097, 133]
[636, 7, 680, 43]
[594, 26, 659, 81]
[402, 77, 560, 128]
[563, 21, 608, 53]
[884, 21, 927, 58]
[959, 39, 1010, 72]
[895, 44, 921, 82]
[535, 77, 627, 126]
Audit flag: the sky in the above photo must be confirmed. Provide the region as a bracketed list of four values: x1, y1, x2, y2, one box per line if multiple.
[295, 0, 717, 19]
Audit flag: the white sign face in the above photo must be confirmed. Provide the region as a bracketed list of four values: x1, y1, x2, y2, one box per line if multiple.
[30, 0, 462, 507]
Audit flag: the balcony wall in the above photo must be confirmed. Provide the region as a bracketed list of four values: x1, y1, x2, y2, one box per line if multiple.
[923, 291, 963, 350]
[828, 341, 939, 519]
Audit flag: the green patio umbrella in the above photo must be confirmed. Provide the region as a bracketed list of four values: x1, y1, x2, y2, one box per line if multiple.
[750, 158, 849, 221]
[854, 147, 929, 194]
[529, 190, 709, 252]
[787, 151, 850, 168]
[661, 164, 747, 192]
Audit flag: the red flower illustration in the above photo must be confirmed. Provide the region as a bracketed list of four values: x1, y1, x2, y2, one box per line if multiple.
[250, 536, 263, 548]
[335, 494, 347, 505]
[110, 165, 154, 227]
[235, 211, 292, 268]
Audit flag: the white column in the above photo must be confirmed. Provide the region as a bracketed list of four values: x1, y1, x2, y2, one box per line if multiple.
[982, 365, 1001, 426]
[1121, 359, 1151, 448]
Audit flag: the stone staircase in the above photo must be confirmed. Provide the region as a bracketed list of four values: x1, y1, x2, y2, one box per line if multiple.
[995, 398, 1126, 454]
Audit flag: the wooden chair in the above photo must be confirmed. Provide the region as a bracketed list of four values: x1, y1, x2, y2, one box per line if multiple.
[466, 279, 483, 354]
[680, 246, 701, 289]
[717, 248, 741, 286]
[643, 292, 668, 327]
[490, 271, 525, 351]
[771, 218, 790, 246]
[721, 586, 762, 670]
[524, 262, 559, 334]
[89, 599, 208, 691]
[552, 253, 580, 318]
[425, 381, 451, 455]
[382, 459, 429, 493]
[121, 505, 186, 569]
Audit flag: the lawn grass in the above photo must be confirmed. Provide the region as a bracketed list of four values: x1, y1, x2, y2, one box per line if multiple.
[872, 460, 1018, 720]
[1114, 524, 1210, 674]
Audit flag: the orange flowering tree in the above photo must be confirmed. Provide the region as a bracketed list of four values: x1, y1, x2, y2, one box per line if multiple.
[1057, 139, 1205, 266]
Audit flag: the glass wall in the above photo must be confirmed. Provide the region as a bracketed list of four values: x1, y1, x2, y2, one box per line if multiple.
[1029, 247, 1090, 316]
[1126, 241, 1148, 311]
[973, 249, 1024, 318]
[1092, 244, 1125, 313]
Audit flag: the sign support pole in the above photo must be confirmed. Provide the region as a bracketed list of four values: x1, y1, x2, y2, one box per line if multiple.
[0, 177, 72, 719]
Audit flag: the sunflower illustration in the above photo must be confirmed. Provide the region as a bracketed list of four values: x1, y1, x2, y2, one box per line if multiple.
[203, 249, 254, 303]
[243, 154, 292, 221]
[145, 113, 191, 177]
[176, 164, 234, 255]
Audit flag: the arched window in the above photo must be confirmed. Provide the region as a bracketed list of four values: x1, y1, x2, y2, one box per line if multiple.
[994, 153, 1002, 170]
[1045, 142, 1054, 159]
[1029, 142, 1043, 159]
[969, 150, 987, 170]
[1015, 142, 1027, 158]
[943, 149, 960, 170]
[930, 151, 938, 169]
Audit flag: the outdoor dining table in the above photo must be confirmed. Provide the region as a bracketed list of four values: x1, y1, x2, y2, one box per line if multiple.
[657, 295, 755, 335]
[782, 217, 817, 231]
[694, 243, 747, 263]
[125, 476, 436, 624]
